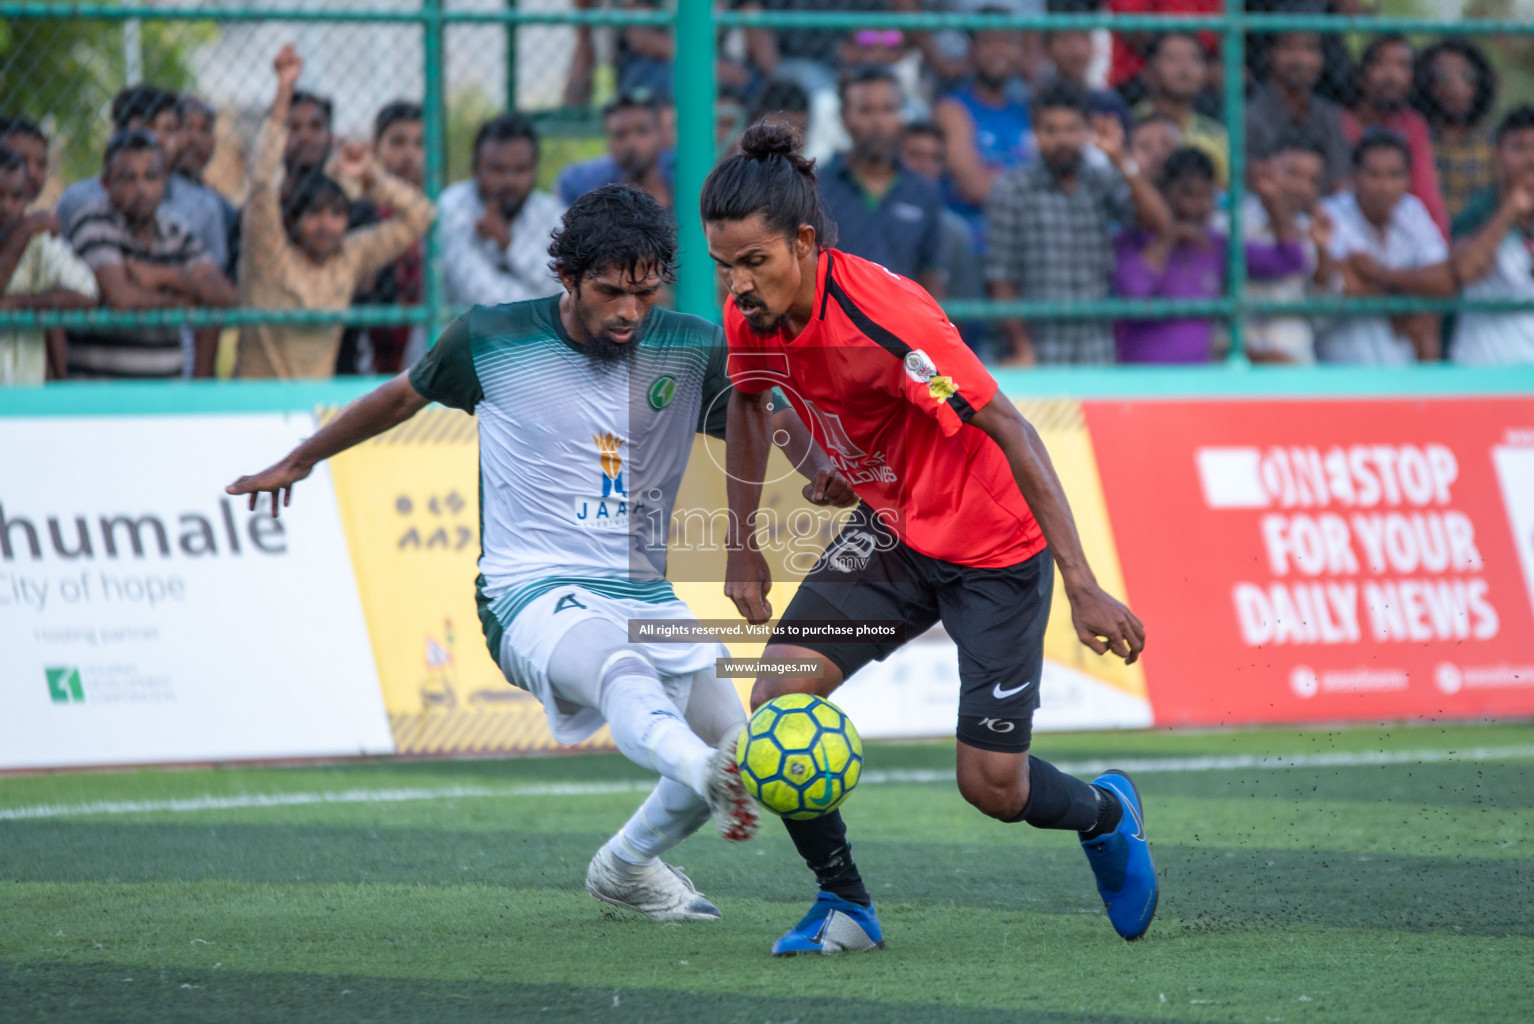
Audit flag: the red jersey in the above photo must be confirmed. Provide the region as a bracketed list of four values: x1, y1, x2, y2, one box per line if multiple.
[725, 249, 1045, 569]
[1107, 0, 1222, 86]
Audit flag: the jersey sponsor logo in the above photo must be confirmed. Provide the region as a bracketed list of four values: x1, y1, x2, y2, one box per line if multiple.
[576, 431, 630, 528]
[802, 403, 868, 462]
[843, 450, 898, 486]
[594, 432, 627, 498]
[801, 400, 899, 485]
[992, 680, 1031, 699]
[646, 374, 677, 411]
[928, 375, 958, 402]
[904, 349, 937, 384]
[554, 593, 588, 613]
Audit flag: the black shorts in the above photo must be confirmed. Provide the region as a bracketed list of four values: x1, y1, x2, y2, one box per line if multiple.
[768, 504, 1052, 753]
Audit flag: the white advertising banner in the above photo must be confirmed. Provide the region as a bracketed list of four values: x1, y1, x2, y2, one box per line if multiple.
[0, 414, 394, 769]
[834, 632, 1153, 741]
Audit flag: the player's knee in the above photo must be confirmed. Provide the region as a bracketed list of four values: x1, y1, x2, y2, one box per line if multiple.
[956, 755, 1030, 820]
[958, 774, 1026, 819]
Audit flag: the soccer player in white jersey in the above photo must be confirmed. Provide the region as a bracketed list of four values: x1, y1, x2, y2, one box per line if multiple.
[228, 184, 853, 922]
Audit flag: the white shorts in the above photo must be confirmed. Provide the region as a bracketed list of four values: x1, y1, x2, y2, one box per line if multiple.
[496, 586, 731, 745]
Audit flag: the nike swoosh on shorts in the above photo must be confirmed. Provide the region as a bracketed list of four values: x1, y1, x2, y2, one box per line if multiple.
[992, 681, 1031, 699]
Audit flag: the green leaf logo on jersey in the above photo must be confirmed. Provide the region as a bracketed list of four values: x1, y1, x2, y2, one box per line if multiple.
[646, 374, 677, 411]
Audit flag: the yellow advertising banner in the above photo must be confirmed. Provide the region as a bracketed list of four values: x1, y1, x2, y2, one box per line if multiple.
[328, 408, 607, 756]
[1018, 398, 1147, 707]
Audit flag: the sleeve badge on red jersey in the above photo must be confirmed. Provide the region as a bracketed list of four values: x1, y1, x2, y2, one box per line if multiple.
[928, 375, 958, 401]
[904, 349, 937, 383]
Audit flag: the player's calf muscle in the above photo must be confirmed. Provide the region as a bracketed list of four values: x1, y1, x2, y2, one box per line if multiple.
[956, 744, 1031, 819]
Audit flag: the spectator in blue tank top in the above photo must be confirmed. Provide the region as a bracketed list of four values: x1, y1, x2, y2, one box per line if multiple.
[933, 11, 1037, 253]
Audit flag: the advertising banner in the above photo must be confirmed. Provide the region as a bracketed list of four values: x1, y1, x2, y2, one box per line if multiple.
[830, 399, 1152, 736]
[326, 407, 604, 757]
[1085, 398, 1534, 726]
[0, 414, 393, 769]
[7, 389, 1529, 772]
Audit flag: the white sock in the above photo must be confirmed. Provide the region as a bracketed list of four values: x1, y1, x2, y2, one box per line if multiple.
[598, 653, 713, 799]
[610, 778, 712, 866]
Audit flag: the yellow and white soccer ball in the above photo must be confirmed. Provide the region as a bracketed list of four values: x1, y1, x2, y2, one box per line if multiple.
[735, 693, 863, 819]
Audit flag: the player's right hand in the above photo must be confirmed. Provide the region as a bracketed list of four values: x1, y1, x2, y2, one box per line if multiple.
[803, 467, 857, 508]
[1066, 580, 1146, 666]
[725, 546, 773, 625]
[226, 458, 313, 519]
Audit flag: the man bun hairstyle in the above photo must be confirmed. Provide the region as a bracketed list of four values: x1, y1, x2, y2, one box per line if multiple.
[700, 121, 837, 247]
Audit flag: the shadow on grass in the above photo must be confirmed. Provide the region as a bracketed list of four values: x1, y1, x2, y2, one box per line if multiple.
[0, 960, 1197, 1024]
[3, 820, 1529, 936]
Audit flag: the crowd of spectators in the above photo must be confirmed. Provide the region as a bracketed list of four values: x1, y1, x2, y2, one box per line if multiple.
[4, 5, 1534, 385]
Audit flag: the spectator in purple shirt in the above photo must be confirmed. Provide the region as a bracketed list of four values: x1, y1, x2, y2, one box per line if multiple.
[1113, 147, 1306, 363]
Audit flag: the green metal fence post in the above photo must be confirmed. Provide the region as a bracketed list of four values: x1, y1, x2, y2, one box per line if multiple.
[505, 0, 518, 111]
[423, 0, 446, 343]
[1224, 5, 1247, 363]
[674, 0, 718, 320]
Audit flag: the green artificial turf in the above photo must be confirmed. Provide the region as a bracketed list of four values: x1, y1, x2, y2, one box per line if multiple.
[2, 722, 1531, 1023]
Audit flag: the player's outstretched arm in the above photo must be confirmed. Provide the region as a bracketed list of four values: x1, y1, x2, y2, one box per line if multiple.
[724, 389, 777, 624]
[970, 397, 1146, 665]
[225, 371, 429, 518]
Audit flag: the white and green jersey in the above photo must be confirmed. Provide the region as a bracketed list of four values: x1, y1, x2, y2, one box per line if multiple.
[408, 296, 736, 657]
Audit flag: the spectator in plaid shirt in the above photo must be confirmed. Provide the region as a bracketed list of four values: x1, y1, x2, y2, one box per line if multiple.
[985, 81, 1171, 365]
[1412, 39, 1498, 223]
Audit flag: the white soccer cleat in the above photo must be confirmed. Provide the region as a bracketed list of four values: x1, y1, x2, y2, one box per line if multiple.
[705, 732, 759, 842]
[585, 842, 722, 922]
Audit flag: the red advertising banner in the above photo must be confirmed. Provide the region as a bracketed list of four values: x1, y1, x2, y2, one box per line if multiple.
[1084, 397, 1534, 726]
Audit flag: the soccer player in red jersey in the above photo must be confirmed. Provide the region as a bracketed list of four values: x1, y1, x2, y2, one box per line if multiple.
[702, 123, 1157, 954]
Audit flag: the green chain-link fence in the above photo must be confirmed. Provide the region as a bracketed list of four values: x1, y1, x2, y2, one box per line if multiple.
[3, 2, 1533, 366]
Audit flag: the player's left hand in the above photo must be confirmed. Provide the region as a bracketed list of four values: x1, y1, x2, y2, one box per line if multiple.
[226, 457, 314, 518]
[803, 467, 857, 507]
[725, 545, 774, 625]
[1066, 581, 1146, 665]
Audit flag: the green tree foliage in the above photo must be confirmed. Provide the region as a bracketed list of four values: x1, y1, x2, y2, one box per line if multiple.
[0, 10, 213, 182]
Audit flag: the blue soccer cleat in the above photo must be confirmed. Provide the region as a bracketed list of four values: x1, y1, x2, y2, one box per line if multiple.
[771, 892, 885, 956]
[1080, 769, 1158, 941]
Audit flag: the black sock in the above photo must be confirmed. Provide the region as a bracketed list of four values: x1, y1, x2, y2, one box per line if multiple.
[1004, 756, 1121, 837]
[1078, 785, 1123, 840]
[781, 810, 872, 907]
